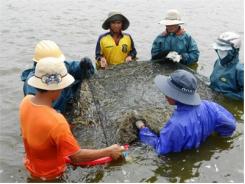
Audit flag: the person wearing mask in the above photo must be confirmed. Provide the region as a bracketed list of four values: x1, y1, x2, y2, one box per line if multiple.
[95, 11, 137, 69]
[19, 57, 124, 181]
[21, 40, 95, 113]
[210, 32, 244, 100]
[151, 9, 199, 65]
[135, 70, 236, 155]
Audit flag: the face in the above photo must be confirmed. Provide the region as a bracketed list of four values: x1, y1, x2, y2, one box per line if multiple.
[165, 96, 176, 105]
[166, 25, 179, 33]
[110, 21, 123, 33]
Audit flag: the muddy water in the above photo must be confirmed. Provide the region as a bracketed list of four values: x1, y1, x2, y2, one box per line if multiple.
[67, 61, 243, 183]
[0, 0, 243, 182]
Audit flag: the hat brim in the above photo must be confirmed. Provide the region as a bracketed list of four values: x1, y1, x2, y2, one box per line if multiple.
[102, 14, 129, 30]
[212, 43, 232, 51]
[28, 73, 74, 90]
[159, 20, 184, 26]
[33, 54, 66, 63]
[154, 75, 201, 106]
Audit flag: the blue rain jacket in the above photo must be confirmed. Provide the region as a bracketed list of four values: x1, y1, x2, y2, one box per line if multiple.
[139, 100, 236, 155]
[21, 59, 95, 113]
[151, 29, 200, 65]
[210, 54, 244, 100]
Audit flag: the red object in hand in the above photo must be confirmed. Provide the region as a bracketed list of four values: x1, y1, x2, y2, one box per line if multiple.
[124, 144, 129, 150]
[65, 144, 129, 167]
[65, 156, 112, 166]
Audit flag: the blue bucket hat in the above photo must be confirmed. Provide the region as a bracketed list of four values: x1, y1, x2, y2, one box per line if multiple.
[154, 70, 201, 105]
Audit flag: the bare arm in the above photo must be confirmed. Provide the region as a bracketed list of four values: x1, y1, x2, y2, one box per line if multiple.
[69, 144, 124, 163]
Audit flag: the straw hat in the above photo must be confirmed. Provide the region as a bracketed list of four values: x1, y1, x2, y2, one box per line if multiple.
[159, 9, 184, 26]
[28, 57, 74, 90]
[32, 40, 65, 62]
[154, 70, 201, 105]
[102, 11, 130, 30]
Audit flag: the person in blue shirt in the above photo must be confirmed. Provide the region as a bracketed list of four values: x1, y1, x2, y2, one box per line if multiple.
[151, 9, 199, 65]
[210, 32, 244, 101]
[135, 69, 236, 155]
[21, 40, 95, 113]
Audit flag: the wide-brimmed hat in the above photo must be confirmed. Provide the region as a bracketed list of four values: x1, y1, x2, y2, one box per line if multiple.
[32, 40, 65, 63]
[28, 57, 74, 90]
[154, 70, 201, 105]
[102, 11, 130, 30]
[212, 32, 241, 51]
[159, 9, 184, 26]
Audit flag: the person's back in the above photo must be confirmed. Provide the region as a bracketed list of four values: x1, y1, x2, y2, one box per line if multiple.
[20, 95, 80, 179]
[164, 101, 234, 150]
[19, 57, 124, 181]
[136, 70, 236, 155]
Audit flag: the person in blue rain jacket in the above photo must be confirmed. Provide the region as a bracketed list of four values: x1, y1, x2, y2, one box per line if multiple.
[135, 70, 236, 155]
[21, 40, 95, 113]
[151, 9, 199, 64]
[210, 32, 244, 101]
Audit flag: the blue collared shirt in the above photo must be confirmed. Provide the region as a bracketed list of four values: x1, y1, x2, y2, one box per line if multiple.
[151, 30, 199, 64]
[139, 100, 236, 155]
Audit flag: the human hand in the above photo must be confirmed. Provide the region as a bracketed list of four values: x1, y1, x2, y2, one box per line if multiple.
[80, 57, 95, 78]
[166, 51, 182, 62]
[108, 144, 125, 160]
[125, 56, 132, 63]
[135, 120, 145, 129]
[99, 57, 108, 69]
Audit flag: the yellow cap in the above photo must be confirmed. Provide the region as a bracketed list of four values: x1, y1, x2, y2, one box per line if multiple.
[32, 40, 65, 62]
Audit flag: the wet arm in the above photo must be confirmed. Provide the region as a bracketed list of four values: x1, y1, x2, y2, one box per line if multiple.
[69, 146, 121, 163]
[139, 123, 183, 155]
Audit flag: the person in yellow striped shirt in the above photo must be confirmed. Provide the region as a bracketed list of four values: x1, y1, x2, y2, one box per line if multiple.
[95, 11, 137, 69]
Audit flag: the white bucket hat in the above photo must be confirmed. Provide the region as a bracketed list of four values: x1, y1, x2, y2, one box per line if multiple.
[154, 70, 201, 106]
[159, 9, 184, 26]
[212, 32, 241, 51]
[28, 57, 74, 90]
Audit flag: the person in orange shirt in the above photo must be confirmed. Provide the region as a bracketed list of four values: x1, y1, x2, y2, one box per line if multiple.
[19, 57, 124, 181]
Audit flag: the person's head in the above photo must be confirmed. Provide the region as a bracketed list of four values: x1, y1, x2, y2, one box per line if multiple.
[212, 32, 241, 64]
[32, 40, 65, 63]
[154, 70, 201, 106]
[159, 9, 184, 33]
[28, 57, 74, 100]
[102, 11, 130, 32]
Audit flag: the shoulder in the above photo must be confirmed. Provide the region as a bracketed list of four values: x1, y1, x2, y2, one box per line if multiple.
[98, 32, 111, 40]
[19, 95, 32, 108]
[153, 33, 165, 42]
[47, 110, 70, 132]
[21, 68, 34, 81]
[200, 100, 223, 114]
[122, 32, 133, 38]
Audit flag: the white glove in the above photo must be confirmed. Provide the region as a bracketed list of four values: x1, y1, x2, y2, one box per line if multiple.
[135, 120, 145, 129]
[166, 51, 182, 62]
